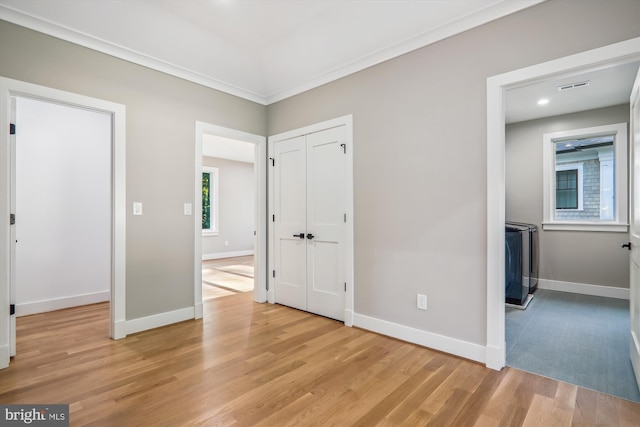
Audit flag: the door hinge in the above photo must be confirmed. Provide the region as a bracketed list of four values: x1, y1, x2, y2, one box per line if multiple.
[344, 283, 347, 292]
[10, 123, 16, 135]
[340, 143, 346, 154]
[272, 214, 275, 222]
[272, 270, 276, 278]
[10, 304, 15, 316]
[269, 157, 275, 166]
[344, 213, 347, 223]
[10, 213, 15, 225]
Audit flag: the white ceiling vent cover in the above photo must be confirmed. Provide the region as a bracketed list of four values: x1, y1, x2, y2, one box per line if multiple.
[558, 81, 591, 91]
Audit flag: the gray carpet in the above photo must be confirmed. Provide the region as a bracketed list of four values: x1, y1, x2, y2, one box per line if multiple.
[506, 289, 640, 402]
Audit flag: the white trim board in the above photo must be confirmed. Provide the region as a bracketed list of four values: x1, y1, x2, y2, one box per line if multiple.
[126, 307, 194, 336]
[202, 250, 255, 261]
[353, 313, 486, 364]
[16, 291, 110, 317]
[486, 37, 640, 371]
[537, 279, 629, 300]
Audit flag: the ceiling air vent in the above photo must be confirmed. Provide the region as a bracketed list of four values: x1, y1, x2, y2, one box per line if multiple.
[557, 81, 590, 91]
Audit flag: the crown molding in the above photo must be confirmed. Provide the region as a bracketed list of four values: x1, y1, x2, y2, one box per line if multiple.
[1, 1, 546, 105]
[264, 0, 546, 104]
[0, 5, 269, 105]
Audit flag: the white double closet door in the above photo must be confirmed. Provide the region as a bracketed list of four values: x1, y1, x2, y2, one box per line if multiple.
[271, 126, 346, 321]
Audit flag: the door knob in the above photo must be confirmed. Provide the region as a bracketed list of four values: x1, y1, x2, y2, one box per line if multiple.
[622, 242, 632, 250]
[293, 233, 305, 239]
[306, 233, 314, 240]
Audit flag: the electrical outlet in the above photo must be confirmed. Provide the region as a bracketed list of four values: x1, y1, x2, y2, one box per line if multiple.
[417, 294, 427, 310]
[133, 202, 143, 216]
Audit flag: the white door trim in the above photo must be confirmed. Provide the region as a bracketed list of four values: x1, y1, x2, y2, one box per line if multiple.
[486, 37, 640, 370]
[194, 122, 267, 315]
[0, 77, 127, 368]
[268, 115, 354, 326]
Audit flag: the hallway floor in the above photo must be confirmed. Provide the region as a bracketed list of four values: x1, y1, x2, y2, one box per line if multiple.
[202, 255, 254, 300]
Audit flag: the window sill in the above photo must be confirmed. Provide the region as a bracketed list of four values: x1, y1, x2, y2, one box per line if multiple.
[202, 231, 219, 237]
[542, 222, 628, 232]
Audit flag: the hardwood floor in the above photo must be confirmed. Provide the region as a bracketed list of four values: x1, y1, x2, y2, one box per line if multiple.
[202, 256, 254, 300]
[1, 293, 638, 426]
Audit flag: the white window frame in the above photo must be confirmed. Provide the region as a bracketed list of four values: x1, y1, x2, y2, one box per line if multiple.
[555, 162, 583, 211]
[202, 166, 219, 235]
[542, 122, 628, 232]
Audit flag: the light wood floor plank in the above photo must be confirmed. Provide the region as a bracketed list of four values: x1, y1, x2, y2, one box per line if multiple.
[1, 293, 638, 426]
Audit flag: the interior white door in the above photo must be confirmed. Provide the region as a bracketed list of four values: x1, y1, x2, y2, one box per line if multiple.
[272, 126, 346, 321]
[629, 66, 640, 390]
[306, 127, 346, 321]
[273, 135, 307, 311]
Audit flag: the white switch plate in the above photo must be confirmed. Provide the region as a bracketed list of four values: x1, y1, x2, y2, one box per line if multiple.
[417, 294, 427, 310]
[133, 202, 143, 216]
[184, 203, 192, 215]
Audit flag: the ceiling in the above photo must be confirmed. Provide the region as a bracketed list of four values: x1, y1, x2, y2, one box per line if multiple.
[203, 134, 255, 163]
[0, 0, 545, 105]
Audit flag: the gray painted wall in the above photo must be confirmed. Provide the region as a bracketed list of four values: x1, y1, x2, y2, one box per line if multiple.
[0, 20, 266, 320]
[202, 157, 254, 256]
[267, 0, 640, 346]
[506, 105, 630, 288]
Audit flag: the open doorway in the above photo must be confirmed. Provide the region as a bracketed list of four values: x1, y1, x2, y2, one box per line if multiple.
[0, 77, 126, 369]
[201, 136, 255, 300]
[13, 97, 112, 316]
[486, 38, 640, 399]
[193, 122, 266, 317]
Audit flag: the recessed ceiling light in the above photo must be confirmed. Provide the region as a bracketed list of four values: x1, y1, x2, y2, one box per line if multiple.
[537, 98, 549, 106]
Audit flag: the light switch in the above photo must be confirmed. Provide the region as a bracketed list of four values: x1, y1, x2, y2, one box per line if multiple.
[133, 202, 143, 216]
[184, 203, 192, 216]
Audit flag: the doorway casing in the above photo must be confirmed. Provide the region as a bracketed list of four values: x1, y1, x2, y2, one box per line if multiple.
[0, 77, 127, 369]
[194, 122, 267, 314]
[486, 37, 640, 370]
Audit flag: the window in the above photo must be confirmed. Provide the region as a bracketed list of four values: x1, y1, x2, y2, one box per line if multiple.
[542, 123, 627, 231]
[555, 163, 583, 211]
[555, 169, 578, 209]
[202, 166, 218, 234]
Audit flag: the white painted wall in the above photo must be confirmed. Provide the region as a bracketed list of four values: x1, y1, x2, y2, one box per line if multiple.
[202, 156, 254, 259]
[15, 97, 111, 315]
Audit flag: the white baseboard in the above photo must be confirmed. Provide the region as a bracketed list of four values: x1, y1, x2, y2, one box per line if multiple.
[0, 345, 8, 369]
[112, 320, 127, 340]
[344, 309, 354, 327]
[485, 344, 506, 371]
[194, 302, 203, 319]
[126, 306, 195, 335]
[16, 291, 110, 317]
[353, 313, 486, 364]
[203, 250, 254, 261]
[537, 279, 629, 300]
